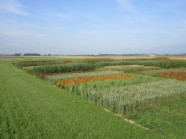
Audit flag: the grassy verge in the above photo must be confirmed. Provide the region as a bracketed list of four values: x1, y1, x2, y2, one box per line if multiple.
[0, 61, 157, 138]
[125, 98, 186, 139]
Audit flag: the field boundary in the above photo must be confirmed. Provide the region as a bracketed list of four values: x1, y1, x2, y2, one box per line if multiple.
[103, 108, 150, 130]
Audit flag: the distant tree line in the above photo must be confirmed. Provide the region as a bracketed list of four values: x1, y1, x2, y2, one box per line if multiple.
[13, 53, 41, 56]
[24, 53, 41, 56]
[98, 54, 147, 56]
[1, 53, 185, 57]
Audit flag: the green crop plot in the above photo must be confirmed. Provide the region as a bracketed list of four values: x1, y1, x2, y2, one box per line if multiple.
[33, 63, 97, 74]
[87, 79, 186, 114]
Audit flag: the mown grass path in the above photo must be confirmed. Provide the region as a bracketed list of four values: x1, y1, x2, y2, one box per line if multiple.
[0, 61, 158, 138]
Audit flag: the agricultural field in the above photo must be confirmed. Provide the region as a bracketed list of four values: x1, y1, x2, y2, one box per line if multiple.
[1, 56, 186, 138]
[44, 70, 124, 84]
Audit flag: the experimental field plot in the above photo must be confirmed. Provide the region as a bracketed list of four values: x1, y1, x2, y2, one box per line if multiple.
[15, 57, 186, 116]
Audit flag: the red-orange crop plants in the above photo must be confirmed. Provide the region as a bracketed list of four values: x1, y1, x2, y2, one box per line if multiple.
[160, 71, 186, 81]
[57, 74, 137, 90]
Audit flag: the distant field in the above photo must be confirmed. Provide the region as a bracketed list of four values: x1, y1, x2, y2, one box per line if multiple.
[168, 55, 186, 60]
[1, 56, 186, 138]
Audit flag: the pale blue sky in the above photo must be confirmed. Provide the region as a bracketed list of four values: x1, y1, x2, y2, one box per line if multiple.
[0, 0, 186, 54]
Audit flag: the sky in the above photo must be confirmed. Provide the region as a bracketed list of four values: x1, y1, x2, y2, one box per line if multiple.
[0, 0, 186, 55]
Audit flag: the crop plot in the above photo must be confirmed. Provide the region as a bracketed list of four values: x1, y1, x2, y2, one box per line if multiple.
[161, 71, 186, 81]
[33, 63, 96, 74]
[103, 65, 158, 73]
[56, 74, 137, 90]
[44, 70, 123, 84]
[87, 79, 186, 114]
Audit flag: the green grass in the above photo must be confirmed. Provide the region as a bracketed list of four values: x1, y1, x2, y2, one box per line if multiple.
[125, 98, 186, 139]
[0, 61, 158, 138]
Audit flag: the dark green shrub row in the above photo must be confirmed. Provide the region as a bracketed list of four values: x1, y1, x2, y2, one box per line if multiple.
[33, 63, 96, 74]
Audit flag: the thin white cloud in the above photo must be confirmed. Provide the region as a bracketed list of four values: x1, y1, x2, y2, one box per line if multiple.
[0, 0, 29, 15]
[45, 12, 71, 20]
[181, 20, 186, 24]
[124, 14, 153, 24]
[4, 31, 45, 37]
[7, 42, 22, 48]
[117, 0, 135, 12]
[18, 23, 33, 27]
[117, 0, 153, 24]
[0, 33, 5, 36]
[81, 28, 149, 35]
[55, 13, 71, 20]
[51, 26, 64, 31]
[81, 30, 103, 35]
[180, 20, 186, 32]
[0, 19, 33, 28]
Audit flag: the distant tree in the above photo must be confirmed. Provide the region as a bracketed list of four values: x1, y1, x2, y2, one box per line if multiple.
[14, 53, 22, 56]
[24, 53, 41, 56]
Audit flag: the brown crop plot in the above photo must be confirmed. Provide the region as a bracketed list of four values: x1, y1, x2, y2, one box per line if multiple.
[160, 71, 186, 81]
